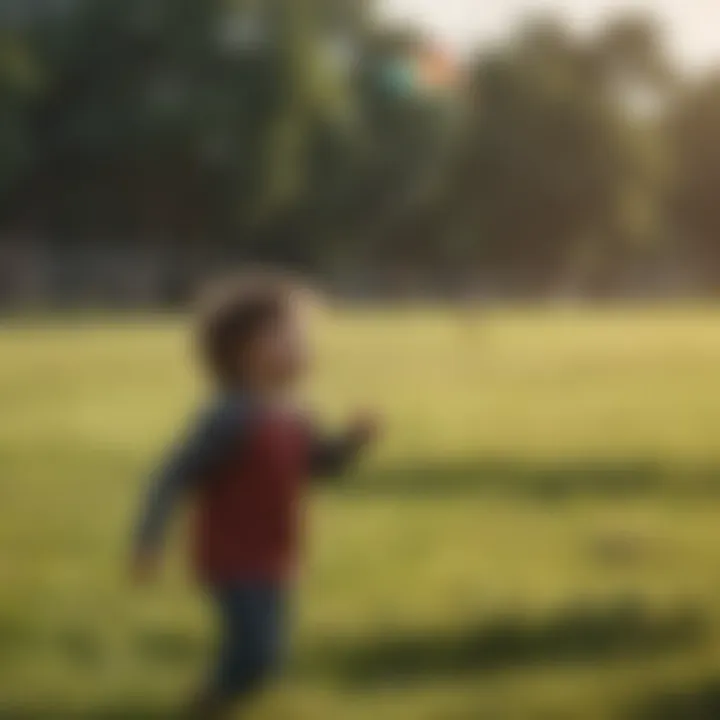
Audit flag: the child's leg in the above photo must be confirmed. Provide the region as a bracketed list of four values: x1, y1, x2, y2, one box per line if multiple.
[192, 583, 286, 718]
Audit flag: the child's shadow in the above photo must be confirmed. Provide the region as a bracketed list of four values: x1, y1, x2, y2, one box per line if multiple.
[632, 678, 720, 720]
[343, 457, 720, 500]
[312, 601, 705, 686]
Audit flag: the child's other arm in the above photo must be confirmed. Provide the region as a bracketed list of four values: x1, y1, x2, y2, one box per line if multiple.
[132, 401, 245, 574]
[310, 412, 379, 480]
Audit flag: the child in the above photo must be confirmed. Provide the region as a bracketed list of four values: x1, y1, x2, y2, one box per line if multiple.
[131, 275, 378, 718]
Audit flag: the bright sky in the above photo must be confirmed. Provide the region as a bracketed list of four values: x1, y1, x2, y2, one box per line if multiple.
[381, 0, 720, 69]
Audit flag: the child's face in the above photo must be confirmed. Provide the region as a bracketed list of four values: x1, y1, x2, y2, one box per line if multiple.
[243, 302, 310, 393]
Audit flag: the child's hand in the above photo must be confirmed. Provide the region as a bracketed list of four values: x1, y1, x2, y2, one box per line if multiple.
[348, 411, 381, 448]
[130, 549, 160, 585]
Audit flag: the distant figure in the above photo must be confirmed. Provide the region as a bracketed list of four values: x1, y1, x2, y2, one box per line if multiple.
[131, 273, 379, 718]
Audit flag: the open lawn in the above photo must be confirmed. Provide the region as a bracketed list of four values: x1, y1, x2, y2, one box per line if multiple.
[4, 308, 720, 719]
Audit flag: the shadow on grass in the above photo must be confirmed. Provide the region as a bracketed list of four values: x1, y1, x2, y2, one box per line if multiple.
[311, 602, 705, 687]
[632, 678, 720, 720]
[0, 608, 707, 717]
[0, 622, 206, 671]
[0, 630, 206, 719]
[0, 704, 173, 720]
[341, 458, 720, 500]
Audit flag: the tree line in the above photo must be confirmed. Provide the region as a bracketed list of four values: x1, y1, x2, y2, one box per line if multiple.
[2, 0, 720, 301]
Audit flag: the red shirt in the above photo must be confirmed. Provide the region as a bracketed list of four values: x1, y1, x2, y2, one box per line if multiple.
[195, 408, 310, 584]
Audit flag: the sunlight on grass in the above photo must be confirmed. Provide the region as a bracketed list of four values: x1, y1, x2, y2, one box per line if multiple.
[3, 308, 720, 718]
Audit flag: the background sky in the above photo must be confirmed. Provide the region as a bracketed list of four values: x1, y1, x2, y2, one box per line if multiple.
[381, 0, 720, 69]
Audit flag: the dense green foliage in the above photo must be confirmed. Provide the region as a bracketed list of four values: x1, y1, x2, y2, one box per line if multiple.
[2, 2, 720, 293]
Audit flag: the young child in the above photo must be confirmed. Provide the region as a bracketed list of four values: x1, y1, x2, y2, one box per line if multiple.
[131, 275, 378, 718]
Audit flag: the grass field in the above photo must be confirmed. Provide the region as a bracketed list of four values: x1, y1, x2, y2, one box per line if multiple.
[5, 308, 720, 719]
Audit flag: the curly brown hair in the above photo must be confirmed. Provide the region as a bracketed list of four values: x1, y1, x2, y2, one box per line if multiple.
[196, 272, 296, 387]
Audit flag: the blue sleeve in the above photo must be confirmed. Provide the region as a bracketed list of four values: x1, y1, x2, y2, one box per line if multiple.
[134, 399, 247, 553]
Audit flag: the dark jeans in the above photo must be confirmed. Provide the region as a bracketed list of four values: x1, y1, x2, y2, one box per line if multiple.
[209, 583, 287, 702]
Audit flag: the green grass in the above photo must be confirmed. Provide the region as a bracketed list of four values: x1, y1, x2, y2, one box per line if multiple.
[4, 307, 720, 718]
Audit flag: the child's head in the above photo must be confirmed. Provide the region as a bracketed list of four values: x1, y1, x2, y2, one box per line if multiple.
[197, 272, 308, 394]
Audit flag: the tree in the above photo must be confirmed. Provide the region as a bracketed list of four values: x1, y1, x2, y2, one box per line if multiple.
[669, 74, 720, 285]
[435, 14, 669, 294]
[0, 0, 363, 256]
